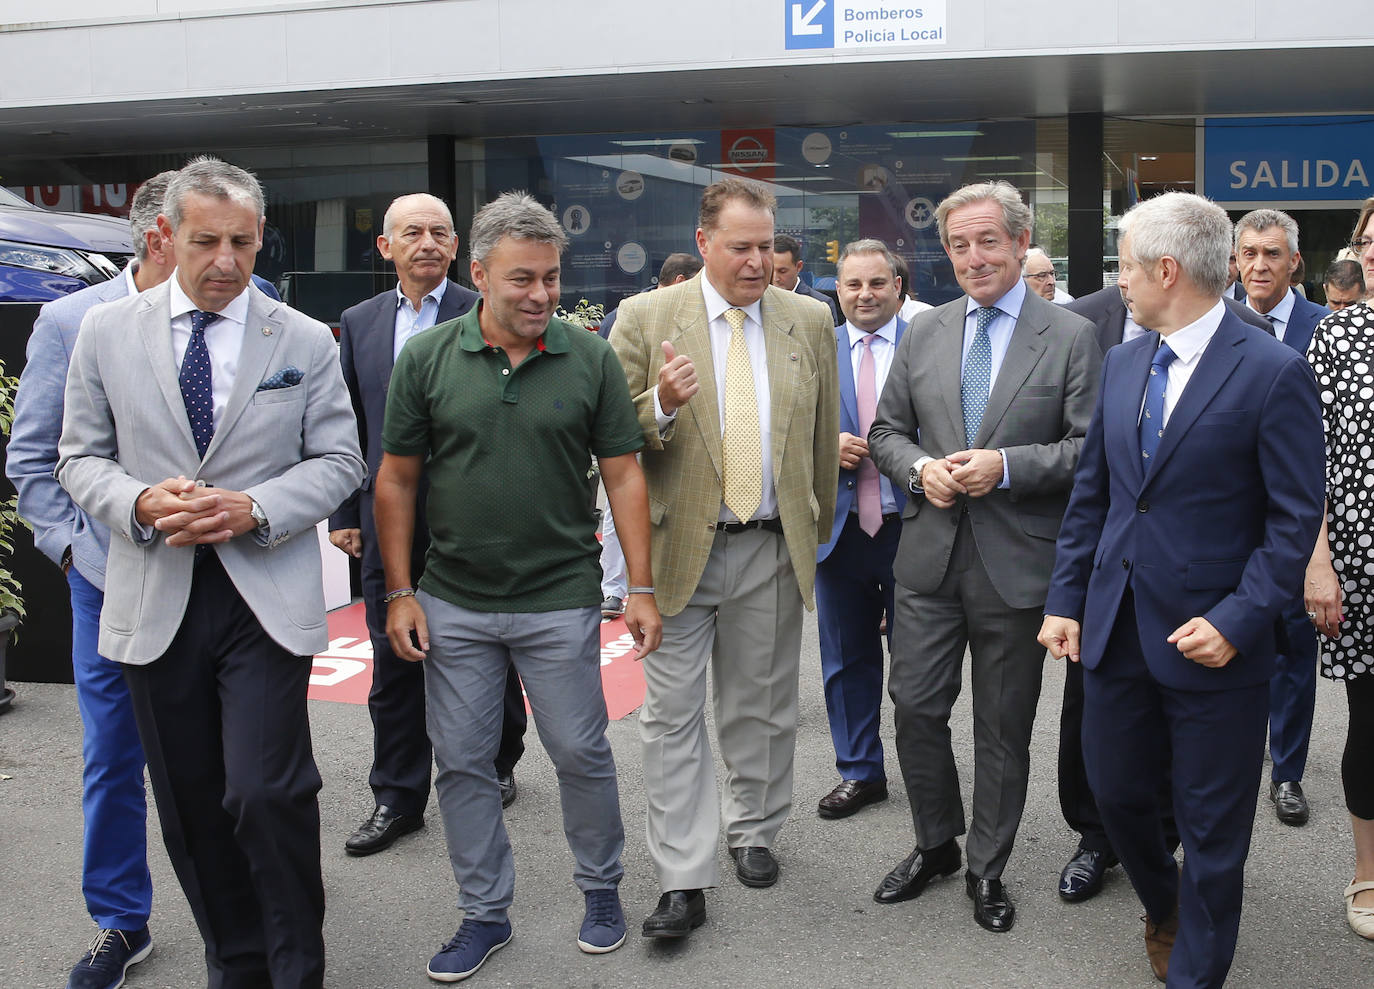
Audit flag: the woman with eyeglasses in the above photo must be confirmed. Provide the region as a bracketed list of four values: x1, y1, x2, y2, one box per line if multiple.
[1304, 194, 1374, 940]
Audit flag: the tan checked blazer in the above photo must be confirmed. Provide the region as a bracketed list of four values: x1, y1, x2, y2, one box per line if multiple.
[610, 274, 840, 617]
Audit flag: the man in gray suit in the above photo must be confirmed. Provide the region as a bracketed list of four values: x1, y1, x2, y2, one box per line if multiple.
[57, 156, 364, 988]
[7, 170, 177, 989]
[868, 181, 1101, 934]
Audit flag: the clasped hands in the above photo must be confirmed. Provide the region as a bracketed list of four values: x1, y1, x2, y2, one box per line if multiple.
[1038, 614, 1238, 668]
[136, 475, 257, 547]
[919, 449, 1003, 508]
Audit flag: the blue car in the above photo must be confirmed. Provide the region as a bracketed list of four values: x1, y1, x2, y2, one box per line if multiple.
[0, 186, 133, 302]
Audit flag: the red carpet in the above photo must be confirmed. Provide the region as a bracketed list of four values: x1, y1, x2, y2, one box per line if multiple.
[308, 601, 646, 720]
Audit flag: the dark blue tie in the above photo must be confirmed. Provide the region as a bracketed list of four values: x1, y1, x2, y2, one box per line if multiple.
[1139, 342, 1177, 467]
[181, 310, 218, 458]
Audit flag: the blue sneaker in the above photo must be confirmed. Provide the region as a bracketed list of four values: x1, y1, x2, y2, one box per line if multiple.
[66, 926, 152, 989]
[577, 888, 626, 954]
[426, 919, 512, 982]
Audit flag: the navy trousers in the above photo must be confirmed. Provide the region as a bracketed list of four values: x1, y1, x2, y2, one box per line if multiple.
[1083, 592, 1268, 989]
[815, 513, 899, 782]
[1268, 598, 1318, 784]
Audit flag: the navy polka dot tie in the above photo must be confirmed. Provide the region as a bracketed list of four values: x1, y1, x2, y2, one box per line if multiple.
[181, 310, 218, 458]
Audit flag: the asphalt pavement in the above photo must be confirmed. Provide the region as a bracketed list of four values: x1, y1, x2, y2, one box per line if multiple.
[1, 606, 1368, 988]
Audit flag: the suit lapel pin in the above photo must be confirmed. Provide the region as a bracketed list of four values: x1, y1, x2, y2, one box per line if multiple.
[262, 326, 273, 336]
[789, 352, 798, 361]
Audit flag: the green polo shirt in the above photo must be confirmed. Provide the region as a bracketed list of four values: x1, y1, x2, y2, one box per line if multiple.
[383, 302, 643, 613]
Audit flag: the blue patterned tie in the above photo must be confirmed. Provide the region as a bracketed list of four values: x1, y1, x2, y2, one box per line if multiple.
[962, 306, 996, 446]
[1139, 342, 1177, 468]
[181, 310, 218, 458]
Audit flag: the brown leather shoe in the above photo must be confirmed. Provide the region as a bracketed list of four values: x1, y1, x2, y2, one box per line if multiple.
[818, 779, 889, 819]
[1143, 909, 1179, 982]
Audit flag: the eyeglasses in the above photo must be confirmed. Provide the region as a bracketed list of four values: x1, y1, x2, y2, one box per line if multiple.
[1024, 271, 1056, 281]
[1350, 237, 1374, 254]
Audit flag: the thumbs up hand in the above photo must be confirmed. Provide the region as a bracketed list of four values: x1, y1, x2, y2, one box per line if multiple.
[658, 340, 699, 414]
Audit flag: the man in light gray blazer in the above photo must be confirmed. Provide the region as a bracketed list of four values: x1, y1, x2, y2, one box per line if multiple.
[868, 181, 1101, 934]
[57, 157, 364, 989]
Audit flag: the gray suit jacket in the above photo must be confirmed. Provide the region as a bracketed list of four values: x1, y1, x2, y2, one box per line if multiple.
[6, 275, 129, 589]
[869, 290, 1102, 609]
[57, 280, 365, 664]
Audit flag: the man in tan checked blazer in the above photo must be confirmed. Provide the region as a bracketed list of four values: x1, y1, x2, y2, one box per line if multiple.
[610, 178, 839, 941]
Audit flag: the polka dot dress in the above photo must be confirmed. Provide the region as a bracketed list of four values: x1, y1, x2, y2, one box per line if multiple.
[1307, 300, 1374, 681]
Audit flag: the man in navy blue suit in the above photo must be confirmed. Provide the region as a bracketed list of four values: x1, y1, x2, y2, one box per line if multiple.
[330, 193, 527, 855]
[814, 239, 906, 820]
[1235, 208, 1329, 829]
[1039, 192, 1325, 986]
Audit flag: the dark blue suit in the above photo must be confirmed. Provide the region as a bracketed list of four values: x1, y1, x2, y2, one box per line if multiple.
[815, 319, 905, 782]
[1045, 308, 1325, 987]
[330, 281, 526, 816]
[1260, 290, 1327, 787]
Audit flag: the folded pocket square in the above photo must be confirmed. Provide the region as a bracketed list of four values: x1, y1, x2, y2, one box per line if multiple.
[257, 366, 304, 391]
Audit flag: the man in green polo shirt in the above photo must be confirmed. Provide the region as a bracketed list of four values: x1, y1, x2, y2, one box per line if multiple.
[375, 191, 661, 983]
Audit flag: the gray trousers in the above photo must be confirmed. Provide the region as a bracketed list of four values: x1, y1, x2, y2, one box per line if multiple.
[640, 529, 804, 891]
[419, 592, 624, 923]
[888, 518, 1045, 879]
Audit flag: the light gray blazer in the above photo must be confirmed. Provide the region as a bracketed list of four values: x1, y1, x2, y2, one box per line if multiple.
[57, 279, 365, 664]
[868, 289, 1102, 610]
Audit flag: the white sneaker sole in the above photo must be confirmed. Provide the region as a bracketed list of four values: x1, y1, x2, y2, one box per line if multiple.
[426, 933, 511, 983]
[576, 929, 627, 954]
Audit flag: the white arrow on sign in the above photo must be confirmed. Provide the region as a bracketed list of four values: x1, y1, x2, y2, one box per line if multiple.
[792, 0, 825, 35]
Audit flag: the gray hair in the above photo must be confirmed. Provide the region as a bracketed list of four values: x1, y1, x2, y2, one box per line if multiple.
[935, 181, 1032, 247]
[1119, 192, 1232, 296]
[836, 238, 899, 282]
[1234, 208, 1299, 254]
[382, 193, 454, 240]
[129, 170, 177, 261]
[1022, 246, 1055, 272]
[164, 156, 265, 229]
[469, 191, 568, 266]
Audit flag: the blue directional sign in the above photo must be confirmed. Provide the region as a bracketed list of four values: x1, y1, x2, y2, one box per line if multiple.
[785, 0, 833, 49]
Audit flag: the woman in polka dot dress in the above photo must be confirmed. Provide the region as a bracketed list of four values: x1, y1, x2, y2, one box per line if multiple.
[1304, 195, 1374, 941]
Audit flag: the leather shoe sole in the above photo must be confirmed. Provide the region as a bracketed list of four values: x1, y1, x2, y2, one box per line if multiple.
[966, 872, 1015, 933]
[730, 846, 779, 888]
[873, 840, 960, 904]
[642, 890, 706, 939]
[818, 779, 889, 819]
[344, 808, 423, 856]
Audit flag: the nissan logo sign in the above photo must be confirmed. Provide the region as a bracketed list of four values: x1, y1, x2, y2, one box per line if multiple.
[729, 136, 770, 168]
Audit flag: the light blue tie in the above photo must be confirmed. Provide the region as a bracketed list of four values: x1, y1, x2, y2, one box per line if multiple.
[1139, 342, 1177, 467]
[962, 306, 996, 446]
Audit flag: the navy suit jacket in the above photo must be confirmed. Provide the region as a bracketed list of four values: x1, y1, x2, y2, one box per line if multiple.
[1044, 309, 1325, 691]
[328, 279, 479, 571]
[796, 279, 841, 325]
[1262, 289, 1327, 359]
[1067, 286, 1272, 355]
[818, 319, 907, 562]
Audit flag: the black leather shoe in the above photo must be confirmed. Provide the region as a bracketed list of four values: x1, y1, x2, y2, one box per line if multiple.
[873, 839, 960, 904]
[498, 772, 518, 809]
[818, 779, 889, 819]
[1270, 780, 1309, 826]
[641, 890, 706, 939]
[1058, 846, 1118, 903]
[966, 872, 1015, 933]
[730, 846, 779, 887]
[344, 804, 423, 856]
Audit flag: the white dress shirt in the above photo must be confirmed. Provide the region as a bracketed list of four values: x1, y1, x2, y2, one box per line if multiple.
[1245, 287, 1296, 344]
[393, 278, 449, 360]
[1149, 299, 1226, 428]
[1122, 309, 1149, 343]
[847, 317, 899, 513]
[899, 297, 933, 322]
[169, 272, 248, 431]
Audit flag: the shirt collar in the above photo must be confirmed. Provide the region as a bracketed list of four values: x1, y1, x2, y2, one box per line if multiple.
[168, 269, 250, 325]
[701, 273, 764, 327]
[395, 278, 449, 311]
[846, 315, 898, 348]
[1160, 299, 1227, 366]
[1247, 287, 1297, 324]
[456, 299, 569, 354]
[122, 262, 140, 296]
[964, 277, 1027, 322]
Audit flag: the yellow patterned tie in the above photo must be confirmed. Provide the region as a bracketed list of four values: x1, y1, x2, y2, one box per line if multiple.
[722, 307, 762, 522]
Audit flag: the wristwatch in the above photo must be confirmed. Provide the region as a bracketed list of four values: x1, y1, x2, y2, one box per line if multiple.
[249, 498, 269, 533]
[908, 462, 923, 494]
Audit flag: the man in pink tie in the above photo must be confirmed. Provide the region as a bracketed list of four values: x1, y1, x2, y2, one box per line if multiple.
[814, 239, 909, 820]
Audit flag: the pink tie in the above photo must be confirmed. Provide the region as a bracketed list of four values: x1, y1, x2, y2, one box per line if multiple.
[857, 333, 882, 537]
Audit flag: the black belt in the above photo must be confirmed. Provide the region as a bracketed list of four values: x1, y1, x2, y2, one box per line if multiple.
[714, 517, 784, 534]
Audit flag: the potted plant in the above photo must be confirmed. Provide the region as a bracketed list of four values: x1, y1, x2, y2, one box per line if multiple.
[0, 355, 24, 712]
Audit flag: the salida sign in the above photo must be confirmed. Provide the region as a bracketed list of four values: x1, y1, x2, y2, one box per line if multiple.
[1205, 115, 1374, 203]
